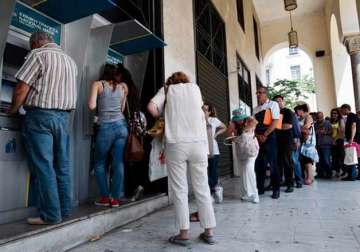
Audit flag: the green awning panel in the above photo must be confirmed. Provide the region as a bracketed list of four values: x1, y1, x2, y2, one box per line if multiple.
[23, 0, 118, 23]
[110, 20, 166, 56]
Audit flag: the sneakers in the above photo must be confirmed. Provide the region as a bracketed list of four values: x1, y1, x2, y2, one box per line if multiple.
[95, 197, 111, 207]
[130, 186, 144, 202]
[213, 185, 223, 204]
[110, 198, 121, 208]
[241, 195, 259, 204]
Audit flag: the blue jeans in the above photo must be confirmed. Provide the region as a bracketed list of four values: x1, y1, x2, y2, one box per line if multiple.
[292, 149, 303, 185]
[93, 120, 128, 199]
[318, 147, 332, 177]
[22, 108, 71, 223]
[208, 155, 220, 192]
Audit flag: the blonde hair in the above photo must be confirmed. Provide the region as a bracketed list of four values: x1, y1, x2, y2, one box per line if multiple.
[244, 116, 258, 132]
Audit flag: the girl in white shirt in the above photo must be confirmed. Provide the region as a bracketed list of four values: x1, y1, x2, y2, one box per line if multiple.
[202, 103, 227, 193]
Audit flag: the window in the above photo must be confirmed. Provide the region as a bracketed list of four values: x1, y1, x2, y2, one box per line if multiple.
[237, 55, 252, 108]
[253, 17, 260, 60]
[290, 65, 301, 80]
[266, 69, 271, 86]
[195, 0, 227, 75]
[236, 0, 245, 31]
[289, 47, 298, 55]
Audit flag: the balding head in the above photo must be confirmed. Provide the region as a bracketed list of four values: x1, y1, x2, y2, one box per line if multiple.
[29, 31, 54, 49]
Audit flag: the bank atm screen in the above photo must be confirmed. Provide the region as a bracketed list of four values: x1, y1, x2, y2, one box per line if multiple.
[1, 43, 28, 113]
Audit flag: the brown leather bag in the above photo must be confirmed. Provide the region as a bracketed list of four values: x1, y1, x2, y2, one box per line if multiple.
[124, 102, 145, 162]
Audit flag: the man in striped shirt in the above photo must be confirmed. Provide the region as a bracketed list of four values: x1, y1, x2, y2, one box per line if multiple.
[9, 31, 78, 225]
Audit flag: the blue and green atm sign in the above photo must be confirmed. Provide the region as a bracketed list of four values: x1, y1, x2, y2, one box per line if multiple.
[106, 48, 124, 65]
[10, 2, 62, 44]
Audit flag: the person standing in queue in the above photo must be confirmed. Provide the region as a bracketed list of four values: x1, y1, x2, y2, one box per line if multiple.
[273, 95, 295, 193]
[9, 31, 78, 225]
[253, 86, 281, 199]
[147, 72, 216, 246]
[88, 64, 129, 207]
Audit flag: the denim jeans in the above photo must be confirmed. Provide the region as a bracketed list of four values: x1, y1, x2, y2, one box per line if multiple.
[255, 132, 280, 193]
[208, 155, 220, 192]
[93, 119, 128, 199]
[22, 108, 71, 223]
[318, 147, 332, 177]
[292, 149, 303, 185]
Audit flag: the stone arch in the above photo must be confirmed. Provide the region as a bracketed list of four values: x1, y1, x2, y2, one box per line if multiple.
[263, 41, 318, 111]
[330, 14, 355, 109]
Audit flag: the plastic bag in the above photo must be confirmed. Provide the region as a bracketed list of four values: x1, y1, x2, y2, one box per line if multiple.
[149, 138, 167, 182]
[344, 144, 358, 165]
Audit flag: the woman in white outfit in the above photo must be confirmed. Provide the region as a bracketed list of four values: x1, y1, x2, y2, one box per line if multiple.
[147, 72, 216, 246]
[235, 117, 260, 203]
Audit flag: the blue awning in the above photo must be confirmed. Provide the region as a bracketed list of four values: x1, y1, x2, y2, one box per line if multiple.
[110, 20, 166, 55]
[25, 0, 118, 23]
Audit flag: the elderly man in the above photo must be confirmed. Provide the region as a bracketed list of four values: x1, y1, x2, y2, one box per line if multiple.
[253, 86, 281, 199]
[314, 112, 333, 179]
[9, 31, 78, 225]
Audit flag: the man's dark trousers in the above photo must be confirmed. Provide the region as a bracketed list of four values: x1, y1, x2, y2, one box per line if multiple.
[255, 132, 280, 193]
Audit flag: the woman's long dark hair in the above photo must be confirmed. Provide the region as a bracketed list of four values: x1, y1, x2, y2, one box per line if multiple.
[101, 64, 116, 82]
[330, 108, 341, 123]
[116, 64, 139, 116]
[203, 102, 217, 117]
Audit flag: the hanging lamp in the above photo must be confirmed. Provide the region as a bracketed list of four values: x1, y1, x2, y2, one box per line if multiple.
[284, 0, 297, 11]
[288, 12, 298, 48]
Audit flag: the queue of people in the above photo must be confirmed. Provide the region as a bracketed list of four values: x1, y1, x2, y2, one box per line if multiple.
[9, 31, 360, 247]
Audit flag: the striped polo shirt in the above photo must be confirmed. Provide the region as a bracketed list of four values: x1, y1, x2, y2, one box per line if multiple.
[15, 43, 78, 110]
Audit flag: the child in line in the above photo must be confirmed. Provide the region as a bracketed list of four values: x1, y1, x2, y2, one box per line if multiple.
[234, 116, 260, 203]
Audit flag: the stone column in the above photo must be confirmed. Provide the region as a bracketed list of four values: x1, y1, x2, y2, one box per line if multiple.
[345, 34, 360, 111]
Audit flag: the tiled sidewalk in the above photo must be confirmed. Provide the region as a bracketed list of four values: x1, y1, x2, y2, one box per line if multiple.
[71, 178, 360, 252]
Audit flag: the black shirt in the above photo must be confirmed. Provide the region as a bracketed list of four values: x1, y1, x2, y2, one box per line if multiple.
[345, 113, 360, 142]
[281, 108, 294, 125]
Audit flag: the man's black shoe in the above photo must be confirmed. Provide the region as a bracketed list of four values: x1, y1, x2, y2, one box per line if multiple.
[264, 185, 272, 191]
[258, 190, 265, 195]
[285, 187, 294, 193]
[296, 183, 303, 188]
[341, 176, 356, 181]
[356, 176, 360, 180]
[271, 191, 280, 199]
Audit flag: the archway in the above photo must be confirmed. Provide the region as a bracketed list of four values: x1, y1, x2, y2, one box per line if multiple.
[330, 14, 354, 109]
[264, 43, 317, 111]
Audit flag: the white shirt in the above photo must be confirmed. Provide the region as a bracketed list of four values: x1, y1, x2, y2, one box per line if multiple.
[208, 117, 222, 155]
[253, 99, 280, 120]
[151, 83, 207, 144]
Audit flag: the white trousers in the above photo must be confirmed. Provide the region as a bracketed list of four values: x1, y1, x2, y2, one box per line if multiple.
[238, 157, 259, 200]
[166, 142, 216, 230]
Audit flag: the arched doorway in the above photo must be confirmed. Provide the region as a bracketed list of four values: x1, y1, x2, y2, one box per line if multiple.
[330, 14, 355, 109]
[264, 43, 317, 111]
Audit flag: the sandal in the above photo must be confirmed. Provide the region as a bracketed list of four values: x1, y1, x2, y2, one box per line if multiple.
[190, 212, 200, 222]
[199, 233, 216, 245]
[168, 236, 190, 247]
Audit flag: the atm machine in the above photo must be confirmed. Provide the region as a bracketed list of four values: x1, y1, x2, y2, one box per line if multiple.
[0, 30, 33, 223]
